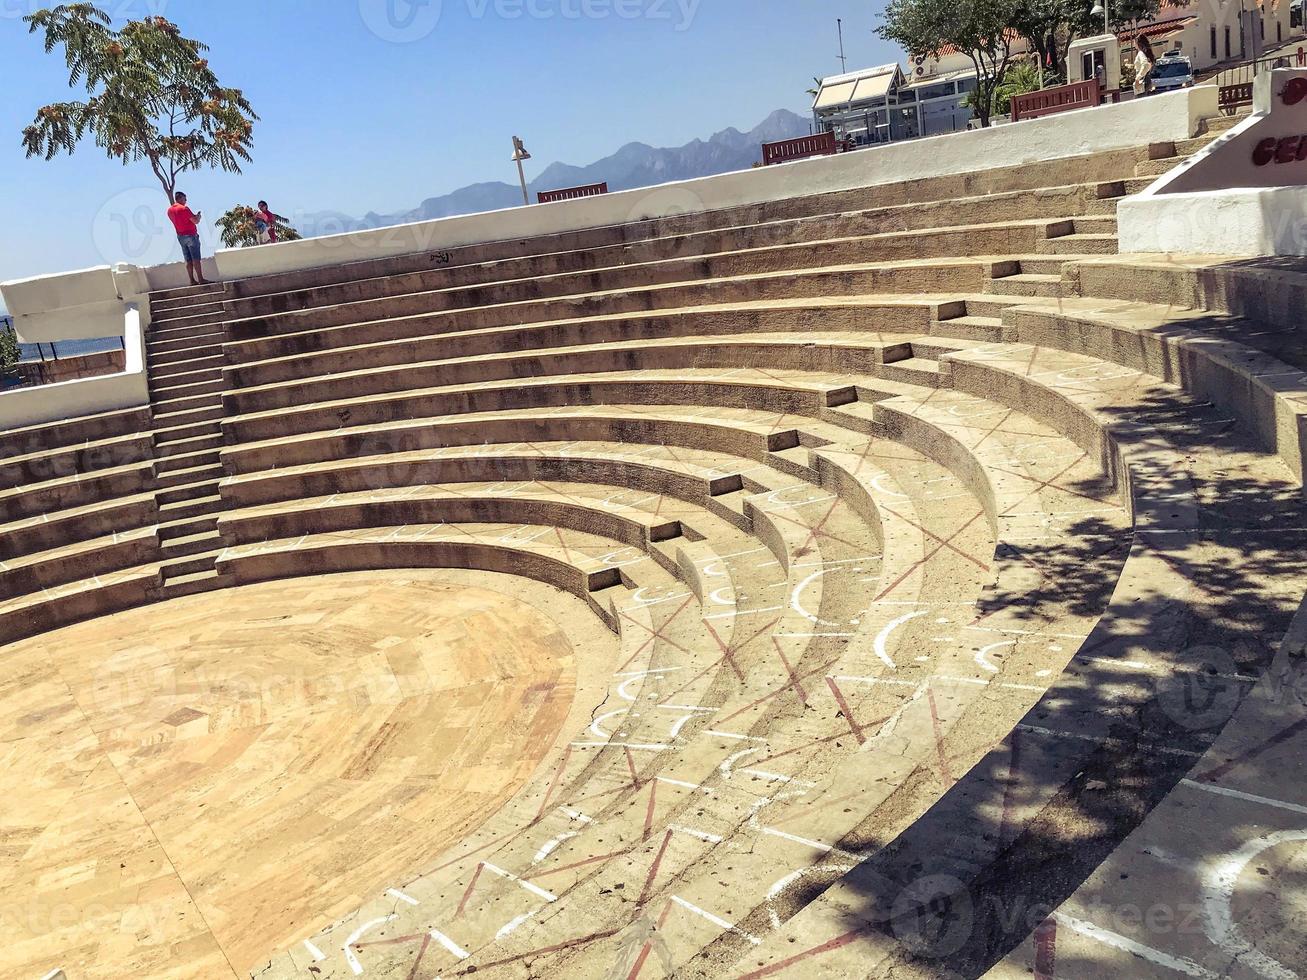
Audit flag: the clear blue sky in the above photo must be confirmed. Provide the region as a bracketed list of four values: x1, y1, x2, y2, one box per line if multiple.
[0, 0, 898, 288]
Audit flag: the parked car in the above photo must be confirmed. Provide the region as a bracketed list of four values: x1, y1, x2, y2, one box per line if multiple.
[1150, 54, 1195, 93]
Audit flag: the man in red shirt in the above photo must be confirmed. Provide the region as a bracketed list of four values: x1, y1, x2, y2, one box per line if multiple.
[166, 191, 211, 286]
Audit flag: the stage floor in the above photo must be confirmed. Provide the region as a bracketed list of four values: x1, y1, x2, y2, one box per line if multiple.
[0, 569, 596, 978]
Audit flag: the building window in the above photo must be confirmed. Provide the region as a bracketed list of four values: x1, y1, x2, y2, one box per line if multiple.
[1278, 20, 1283, 42]
[1210, 25, 1217, 58]
[1225, 26, 1231, 59]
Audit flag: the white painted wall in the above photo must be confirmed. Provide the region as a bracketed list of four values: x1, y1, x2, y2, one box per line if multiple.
[213, 85, 1219, 282]
[1120, 68, 1307, 255]
[0, 305, 148, 429]
[1, 263, 153, 344]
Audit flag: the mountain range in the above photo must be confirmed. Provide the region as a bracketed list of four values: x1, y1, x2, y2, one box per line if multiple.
[297, 108, 811, 236]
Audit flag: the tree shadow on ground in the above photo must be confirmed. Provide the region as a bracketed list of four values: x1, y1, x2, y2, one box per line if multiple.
[787, 336, 1307, 976]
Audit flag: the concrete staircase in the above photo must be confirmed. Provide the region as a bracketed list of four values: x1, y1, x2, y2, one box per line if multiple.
[145, 282, 232, 597]
[6, 110, 1305, 980]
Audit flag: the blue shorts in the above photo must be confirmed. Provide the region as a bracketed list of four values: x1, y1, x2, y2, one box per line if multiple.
[178, 234, 202, 262]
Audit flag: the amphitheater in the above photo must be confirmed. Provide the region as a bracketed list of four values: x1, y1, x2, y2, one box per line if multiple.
[3, 85, 1307, 980]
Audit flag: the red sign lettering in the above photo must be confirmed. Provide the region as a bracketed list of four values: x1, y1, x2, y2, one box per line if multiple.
[1284, 76, 1307, 106]
[1252, 134, 1307, 165]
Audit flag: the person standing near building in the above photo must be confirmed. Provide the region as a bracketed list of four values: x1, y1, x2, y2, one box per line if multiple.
[166, 191, 211, 285]
[1133, 36, 1157, 97]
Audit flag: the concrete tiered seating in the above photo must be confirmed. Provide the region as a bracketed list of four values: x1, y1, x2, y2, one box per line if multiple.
[5, 108, 1303, 980]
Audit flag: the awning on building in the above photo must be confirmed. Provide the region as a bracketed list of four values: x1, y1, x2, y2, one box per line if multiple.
[814, 80, 859, 110]
[813, 63, 902, 112]
[852, 72, 894, 103]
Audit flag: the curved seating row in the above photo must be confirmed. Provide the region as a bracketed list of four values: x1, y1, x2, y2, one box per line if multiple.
[7, 110, 1303, 980]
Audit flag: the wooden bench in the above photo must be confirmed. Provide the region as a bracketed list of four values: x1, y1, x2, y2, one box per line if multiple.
[537, 182, 608, 204]
[1218, 81, 1254, 114]
[762, 132, 838, 166]
[1011, 79, 1103, 122]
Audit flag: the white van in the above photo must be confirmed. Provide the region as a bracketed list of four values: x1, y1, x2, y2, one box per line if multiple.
[1150, 54, 1195, 93]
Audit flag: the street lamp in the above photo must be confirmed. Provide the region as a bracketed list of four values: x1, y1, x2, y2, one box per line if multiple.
[1091, 0, 1109, 33]
[511, 136, 531, 206]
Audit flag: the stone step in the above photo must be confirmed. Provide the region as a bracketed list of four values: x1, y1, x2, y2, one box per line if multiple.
[934, 313, 1008, 340]
[155, 566, 229, 598]
[1135, 154, 1192, 178]
[1037, 233, 1118, 255]
[147, 341, 225, 368]
[155, 477, 223, 506]
[154, 462, 225, 491]
[148, 354, 226, 381]
[149, 375, 225, 402]
[160, 528, 223, 559]
[157, 496, 224, 529]
[158, 515, 221, 545]
[154, 448, 221, 475]
[152, 417, 222, 445]
[152, 403, 226, 429]
[155, 431, 225, 459]
[985, 273, 1066, 297]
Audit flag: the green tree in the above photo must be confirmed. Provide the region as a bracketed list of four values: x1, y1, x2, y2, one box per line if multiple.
[1011, 0, 1160, 83]
[21, 4, 257, 204]
[966, 58, 1045, 118]
[0, 324, 21, 381]
[879, 0, 1022, 128]
[1010, 0, 1093, 83]
[215, 205, 303, 249]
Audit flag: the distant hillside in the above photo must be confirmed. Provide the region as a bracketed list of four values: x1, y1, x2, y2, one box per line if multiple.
[299, 109, 810, 236]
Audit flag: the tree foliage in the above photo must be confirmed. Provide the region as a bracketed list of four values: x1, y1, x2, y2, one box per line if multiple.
[215, 205, 302, 249]
[878, 0, 1021, 128]
[21, 3, 257, 203]
[1009, 0, 1161, 82]
[965, 58, 1045, 118]
[0, 324, 21, 378]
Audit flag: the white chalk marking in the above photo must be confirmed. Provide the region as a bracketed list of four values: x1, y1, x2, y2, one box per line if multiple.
[571, 740, 670, 750]
[670, 824, 725, 843]
[761, 826, 834, 852]
[671, 895, 762, 944]
[343, 914, 398, 975]
[974, 640, 1014, 673]
[1016, 723, 1202, 758]
[496, 909, 541, 940]
[1054, 911, 1222, 978]
[1203, 830, 1307, 980]
[386, 888, 418, 906]
[704, 605, 784, 621]
[874, 610, 928, 669]
[1182, 779, 1307, 816]
[483, 862, 557, 901]
[301, 940, 326, 962]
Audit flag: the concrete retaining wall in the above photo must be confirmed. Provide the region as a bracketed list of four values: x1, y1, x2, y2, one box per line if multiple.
[213, 85, 1218, 281]
[1120, 69, 1307, 256]
[0, 305, 148, 430]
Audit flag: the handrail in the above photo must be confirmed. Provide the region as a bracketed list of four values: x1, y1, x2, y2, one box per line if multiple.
[537, 182, 609, 204]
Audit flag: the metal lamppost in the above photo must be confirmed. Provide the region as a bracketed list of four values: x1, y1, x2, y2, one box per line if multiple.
[1091, 0, 1109, 34]
[511, 136, 531, 206]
